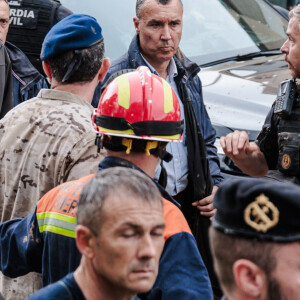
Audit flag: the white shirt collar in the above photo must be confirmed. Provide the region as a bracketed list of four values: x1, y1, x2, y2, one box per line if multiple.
[140, 53, 178, 79]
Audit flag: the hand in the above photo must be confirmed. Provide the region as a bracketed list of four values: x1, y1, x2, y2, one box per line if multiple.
[220, 130, 267, 176]
[220, 130, 257, 159]
[192, 186, 218, 220]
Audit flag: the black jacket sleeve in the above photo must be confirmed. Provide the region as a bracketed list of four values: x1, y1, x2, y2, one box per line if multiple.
[0, 42, 13, 119]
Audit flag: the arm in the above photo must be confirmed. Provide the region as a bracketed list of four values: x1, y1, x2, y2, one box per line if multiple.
[220, 130, 268, 176]
[220, 104, 279, 176]
[0, 209, 43, 277]
[192, 185, 218, 219]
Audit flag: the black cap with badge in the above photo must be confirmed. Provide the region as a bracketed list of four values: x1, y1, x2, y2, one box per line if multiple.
[212, 177, 300, 243]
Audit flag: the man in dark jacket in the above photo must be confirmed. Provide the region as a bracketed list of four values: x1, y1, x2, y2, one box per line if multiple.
[94, 0, 223, 217]
[28, 168, 166, 300]
[0, 41, 12, 118]
[7, 0, 73, 75]
[92, 0, 223, 295]
[0, 67, 213, 300]
[0, 0, 48, 107]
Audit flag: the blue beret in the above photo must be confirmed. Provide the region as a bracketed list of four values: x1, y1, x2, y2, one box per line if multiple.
[41, 14, 103, 61]
[213, 177, 300, 242]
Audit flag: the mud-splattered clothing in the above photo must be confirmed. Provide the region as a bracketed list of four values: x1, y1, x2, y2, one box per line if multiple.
[0, 88, 104, 300]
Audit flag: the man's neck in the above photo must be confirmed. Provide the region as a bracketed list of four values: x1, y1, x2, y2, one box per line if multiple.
[74, 261, 136, 300]
[141, 53, 170, 79]
[106, 151, 158, 178]
[50, 77, 98, 104]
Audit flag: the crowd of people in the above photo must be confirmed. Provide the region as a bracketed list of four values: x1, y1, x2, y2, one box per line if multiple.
[0, 0, 300, 299]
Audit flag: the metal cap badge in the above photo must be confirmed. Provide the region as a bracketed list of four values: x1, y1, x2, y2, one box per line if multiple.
[244, 194, 279, 233]
[212, 177, 300, 242]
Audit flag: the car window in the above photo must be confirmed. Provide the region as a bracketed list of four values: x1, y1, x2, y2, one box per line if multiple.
[63, 0, 288, 64]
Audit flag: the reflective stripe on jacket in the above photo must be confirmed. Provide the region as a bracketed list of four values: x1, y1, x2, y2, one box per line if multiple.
[0, 157, 213, 299]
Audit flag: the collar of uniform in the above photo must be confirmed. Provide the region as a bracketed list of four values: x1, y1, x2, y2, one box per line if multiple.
[37, 89, 92, 109]
[167, 57, 178, 80]
[140, 53, 178, 79]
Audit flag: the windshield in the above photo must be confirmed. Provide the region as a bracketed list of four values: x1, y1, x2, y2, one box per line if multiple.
[63, 0, 288, 65]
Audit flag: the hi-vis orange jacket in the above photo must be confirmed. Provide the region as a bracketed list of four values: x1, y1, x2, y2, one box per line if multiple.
[0, 157, 213, 300]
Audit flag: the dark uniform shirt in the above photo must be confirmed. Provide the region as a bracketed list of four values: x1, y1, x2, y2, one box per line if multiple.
[256, 103, 280, 170]
[7, 0, 72, 74]
[257, 100, 300, 183]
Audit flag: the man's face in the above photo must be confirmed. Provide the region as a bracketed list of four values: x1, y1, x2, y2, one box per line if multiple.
[133, 0, 183, 67]
[0, 1, 9, 44]
[92, 194, 165, 295]
[281, 17, 300, 79]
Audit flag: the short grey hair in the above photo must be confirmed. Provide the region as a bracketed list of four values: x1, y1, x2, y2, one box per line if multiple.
[289, 4, 300, 21]
[77, 167, 163, 235]
[136, 0, 183, 18]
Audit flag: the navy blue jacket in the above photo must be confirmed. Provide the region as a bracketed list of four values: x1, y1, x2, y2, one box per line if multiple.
[93, 35, 223, 186]
[0, 157, 213, 300]
[5, 41, 49, 107]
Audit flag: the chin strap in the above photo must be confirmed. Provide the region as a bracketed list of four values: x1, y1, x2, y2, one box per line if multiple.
[95, 135, 173, 162]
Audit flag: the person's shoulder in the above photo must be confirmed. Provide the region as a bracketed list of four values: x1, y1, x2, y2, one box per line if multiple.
[37, 174, 95, 213]
[27, 273, 81, 300]
[5, 42, 45, 86]
[0, 93, 40, 121]
[27, 282, 69, 300]
[162, 198, 192, 241]
[109, 53, 131, 73]
[56, 6, 73, 22]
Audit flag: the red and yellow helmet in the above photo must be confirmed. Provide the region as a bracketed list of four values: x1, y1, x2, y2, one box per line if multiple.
[92, 66, 183, 142]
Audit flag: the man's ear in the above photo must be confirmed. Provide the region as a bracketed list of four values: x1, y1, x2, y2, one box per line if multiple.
[233, 259, 267, 299]
[98, 57, 110, 82]
[133, 17, 140, 34]
[76, 225, 96, 259]
[42, 61, 52, 83]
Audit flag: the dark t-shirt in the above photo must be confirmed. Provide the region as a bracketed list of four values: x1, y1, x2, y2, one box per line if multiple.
[27, 273, 85, 300]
